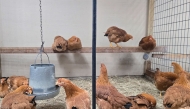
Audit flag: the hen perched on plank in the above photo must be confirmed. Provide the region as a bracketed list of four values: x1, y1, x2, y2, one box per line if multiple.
[104, 26, 133, 48]
[67, 36, 82, 50]
[154, 68, 178, 96]
[96, 63, 132, 109]
[52, 35, 68, 52]
[139, 35, 156, 51]
[56, 78, 91, 109]
[163, 71, 190, 109]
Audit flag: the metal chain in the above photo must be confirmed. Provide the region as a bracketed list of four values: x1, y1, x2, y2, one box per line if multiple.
[39, 0, 44, 64]
[39, 0, 43, 43]
[34, 0, 50, 65]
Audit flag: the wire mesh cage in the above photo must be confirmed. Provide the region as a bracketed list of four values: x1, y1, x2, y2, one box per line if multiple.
[151, 0, 190, 72]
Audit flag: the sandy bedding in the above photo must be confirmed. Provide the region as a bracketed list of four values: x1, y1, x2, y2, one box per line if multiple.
[0, 76, 164, 109]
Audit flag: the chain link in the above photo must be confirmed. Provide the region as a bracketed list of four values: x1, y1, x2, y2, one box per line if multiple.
[39, 0, 43, 42]
[39, 0, 43, 64]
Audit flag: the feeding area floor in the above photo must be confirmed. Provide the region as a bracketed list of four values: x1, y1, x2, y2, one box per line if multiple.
[0, 76, 164, 109]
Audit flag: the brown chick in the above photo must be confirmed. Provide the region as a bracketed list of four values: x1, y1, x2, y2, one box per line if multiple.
[7, 76, 29, 91]
[171, 62, 185, 75]
[1, 85, 34, 109]
[56, 78, 91, 109]
[2, 94, 36, 109]
[11, 101, 36, 109]
[104, 26, 133, 48]
[8, 85, 33, 95]
[127, 93, 156, 109]
[96, 63, 132, 109]
[139, 35, 156, 51]
[52, 35, 68, 52]
[163, 71, 190, 109]
[154, 68, 178, 96]
[0, 78, 9, 98]
[171, 62, 190, 80]
[67, 36, 82, 50]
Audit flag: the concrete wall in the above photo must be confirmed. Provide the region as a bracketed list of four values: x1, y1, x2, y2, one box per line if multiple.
[0, 0, 148, 77]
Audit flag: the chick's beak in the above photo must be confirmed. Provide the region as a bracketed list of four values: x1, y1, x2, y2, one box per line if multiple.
[26, 89, 33, 95]
[55, 81, 59, 86]
[29, 90, 33, 94]
[101, 63, 104, 67]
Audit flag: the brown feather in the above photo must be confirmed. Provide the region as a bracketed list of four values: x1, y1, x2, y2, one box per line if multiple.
[7, 76, 29, 91]
[171, 62, 190, 80]
[52, 35, 68, 52]
[96, 63, 131, 109]
[56, 78, 91, 109]
[1, 85, 35, 109]
[154, 68, 178, 91]
[139, 35, 156, 51]
[67, 36, 82, 50]
[163, 71, 190, 109]
[104, 26, 133, 43]
[127, 93, 156, 109]
[0, 78, 9, 98]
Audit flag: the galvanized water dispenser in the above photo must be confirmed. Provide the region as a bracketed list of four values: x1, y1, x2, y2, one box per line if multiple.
[29, 43, 60, 100]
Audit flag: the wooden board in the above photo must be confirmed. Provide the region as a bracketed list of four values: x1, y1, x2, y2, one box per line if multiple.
[0, 46, 167, 53]
[145, 69, 155, 79]
[152, 53, 190, 58]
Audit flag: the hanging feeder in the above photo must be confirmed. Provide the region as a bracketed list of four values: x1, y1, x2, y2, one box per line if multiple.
[29, 41, 60, 100]
[29, 0, 60, 100]
[29, 48, 60, 100]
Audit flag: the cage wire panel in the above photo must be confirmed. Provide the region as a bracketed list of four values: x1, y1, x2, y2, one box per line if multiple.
[151, 0, 190, 72]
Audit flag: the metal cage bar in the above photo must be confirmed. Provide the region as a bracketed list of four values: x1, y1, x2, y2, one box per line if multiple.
[151, 0, 190, 72]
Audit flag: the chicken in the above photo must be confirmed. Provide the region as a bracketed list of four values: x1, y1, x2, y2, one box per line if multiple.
[7, 76, 29, 91]
[96, 63, 132, 109]
[163, 71, 190, 109]
[104, 26, 133, 48]
[67, 36, 82, 50]
[0, 78, 10, 98]
[171, 62, 190, 80]
[127, 93, 156, 109]
[139, 35, 156, 51]
[7, 85, 33, 95]
[56, 78, 91, 109]
[52, 35, 68, 52]
[11, 100, 36, 109]
[1, 85, 34, 109]
[171, 62, 185, 75]
[154, 68, 178, 96]
[3, 95, 36, 109]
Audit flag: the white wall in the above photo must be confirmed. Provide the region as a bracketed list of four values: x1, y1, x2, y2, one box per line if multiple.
[0, 0, 148, 77]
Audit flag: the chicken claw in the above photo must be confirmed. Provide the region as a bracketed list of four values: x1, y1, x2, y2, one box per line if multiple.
[115, 43, 122, 48]
[159, 91, 162, 97]
[110, 42, 114, 47]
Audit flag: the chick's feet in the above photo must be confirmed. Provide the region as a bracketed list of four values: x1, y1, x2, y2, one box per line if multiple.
[116, 43, 122, 48]
[110, 42, 114, 47]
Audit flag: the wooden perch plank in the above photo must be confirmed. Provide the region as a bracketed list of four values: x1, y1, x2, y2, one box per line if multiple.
[0, 46, 167, 53]
[152, 53, 190, 58]
[145, 69, 155, 79]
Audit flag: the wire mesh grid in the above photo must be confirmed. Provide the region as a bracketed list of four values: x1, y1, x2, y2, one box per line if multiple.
[151, 0, 190, 72]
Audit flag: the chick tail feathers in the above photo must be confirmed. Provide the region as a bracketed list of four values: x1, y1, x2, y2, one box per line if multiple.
[124, 102, 132, 109]
[104, 33, 108, 36]
[72, 107, 77, 109]
[31, 96, 37, 106]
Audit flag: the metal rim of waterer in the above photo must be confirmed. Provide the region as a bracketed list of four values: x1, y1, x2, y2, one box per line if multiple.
[29, 85, 60, 100]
